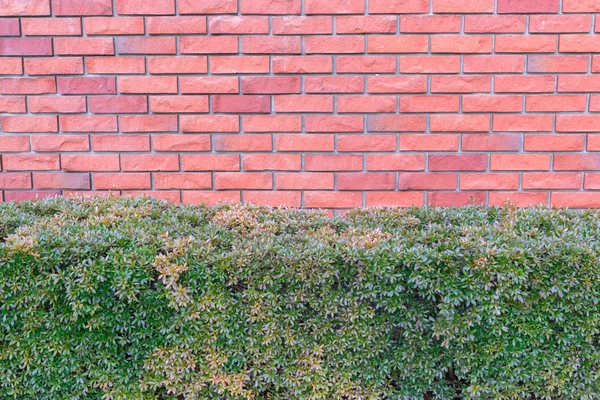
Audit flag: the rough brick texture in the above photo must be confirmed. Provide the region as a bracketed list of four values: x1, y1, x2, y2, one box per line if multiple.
[2, 0, 600, 210]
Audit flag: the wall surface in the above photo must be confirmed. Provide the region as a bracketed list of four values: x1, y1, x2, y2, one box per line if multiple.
[1, 0, 600, 209]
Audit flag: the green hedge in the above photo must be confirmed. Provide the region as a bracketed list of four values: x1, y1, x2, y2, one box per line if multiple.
[1, 197, 600, 399]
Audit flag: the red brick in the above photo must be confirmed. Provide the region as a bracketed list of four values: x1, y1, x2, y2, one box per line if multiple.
[337, 16, 396, 34]
[366, 154, 425, 171]
[121, 154, 179, 171]
[85, 17, 144, 35]
[275, 134, 334, 151]
[498, 0, 558, 13]
[304, 76, 364, 93]
[214, 134, 272, 151]
[0, 97, 26, 113]
[0, 78, 56, 94]
[462, 134, 522, 151]
[276, 173, 333, 190]
[180, 76, 238, 94]
[213, 95, 270, 113]
[116, 37, 176, 55]
[337, 56, 396, 73]
[152, 134, 211, 152]
[242, 76, 301, 94]
[494, 75, 555, 93]
[366, 192, 425, 207]
[496, 35, 556, 53]
[29, 96, 86, 113]
[368, 35, 428, 53]
[399, 134, 458, 151]
[431, 35, 492, 53]
[180, 36, 238, 54]
[433, 0, 494, 13]
[338, 96, 397, 113]
[58, 77, 115, 95]
[1, 116, 58, 132]
[556, 115, 600, 132]
[337, 173, 395, 190]
[60, 115, 117, 132]
[240, 0, 300, 14]
[524, 134, 584, 152]
[338, 135, 396, 152]
[523, 172, 582, 190]
[0, 19, 21, 36]
[243, 191, 301, 207]
[21, 17, 81, 35]
[429, 154, 488, 171]
[147, 16, 206, 34]
[120, 115, 178, 132]
[305, 0, 363, 14]
[0, 0, 50, 16]
[94, 173, 151, 190]
[489, 192, 547, 207]
[115, 0, 174, 14]
[25, 57, 84, 75]
[87, 57, 145, 74]
[462, 95, 522, 113]
[587, 135, 600, 151]
[429, 192, 486, 207]
[554, 154, 600, 170]
[464, 55, 524, 73]
[369, 0, 428, 13]
[181, 115, 239, 132]
[182, 155, 240, 171]
[464, 16, 526, 33]
[304, 191, 362, 209]
[585, 173, 600, 189]
[179, 0, 236, 14]
[551, 193, 600, 208]
[242, 115, 302, 132]
[149, 96, 209, 113]
[368, 76, 428, 93]
[183, 191, 241, 206]
[273, 17, 332, 35]
[563, 0, 600, 12]
[0, 136, 30, 152]
[401, 15, 461, 33]
[31, 135, 89, 152]
[242, 36, 301, 54]
[118, 76, 177, 94]
[209, 16, 268, 34]
[52, 0, 111, 15]
[242, 154, 301, 171]
[588, 95, 600, 111]
[3, 154, 59, 170]
[0, 38, 52, 56]
[526, 95, 586, 112]
[306, 36, 365, 54]
[0, 59, 24, 75]
[527, 56, 588, 73]
[400, 56, 460, 74]
[398, 173, 456, 190]
[460, 173, 519, 190]
[273, 56, 332, 73]
[559, 35, 600, 53]
[0, 173, 31, 189]
[530, 15, 592, 33]
[305, 154, 363, 171]
[4, 191, 60, 202]
[211, 56, 269, 74]
[558, 75, 600, 92]
[493, 115, 553, 132]
[215, 172, 272, 190]
[54, 38, 114, 55]
[34, 172, 90, 190]
[400, 95, 460, 113]
[91, 135, 149, 152]
[366, 115, 427, 132]
[431, 75, 491, 93]
[490, 154, 551, 171]
[305, 116, 363, 132]
[273, 95, 333, 113]
[89, 95, 147, 114]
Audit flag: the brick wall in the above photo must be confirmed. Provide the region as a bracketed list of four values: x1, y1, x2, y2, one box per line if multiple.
[1, 0, 600, 210]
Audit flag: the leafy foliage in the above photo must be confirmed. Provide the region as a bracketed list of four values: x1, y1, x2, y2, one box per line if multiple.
[1, 196, 599, 399]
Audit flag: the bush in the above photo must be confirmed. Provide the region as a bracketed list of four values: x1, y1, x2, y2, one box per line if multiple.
[1, 196, 599, 399]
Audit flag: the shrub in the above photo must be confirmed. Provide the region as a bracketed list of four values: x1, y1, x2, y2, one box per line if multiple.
[1, 196, 599, 399]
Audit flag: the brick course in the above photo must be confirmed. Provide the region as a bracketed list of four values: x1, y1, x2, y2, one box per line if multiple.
[1, 0, 600, 209]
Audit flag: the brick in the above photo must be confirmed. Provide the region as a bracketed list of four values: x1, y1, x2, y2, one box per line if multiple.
[273, 17, 332, 35]
[87, 57, 145, 74]
[150, 96, 209, 113]
[431, 75, 491, 93]
[559, 35, 600, 53]
[554, 154, 600, 170]
[180, 76, 238, 94]
[242, 154, 301, 171]
[214, 173, 272, 190]
[337, 16, 396, 34]
[120, 115, 178, 132]
[462, 134, 522, 151]
[118, 76, 177, 94]
[527, 55, 588, 73]
[179, 0, 237, 14]
[401, 16, 461, 33]
[0, 19, 20, 36]
[526, 95, 586, 112]
[242, 36, 301, 54]
[338, 135, 396, 152]
[181, 115, 239, 132]
[307, 36, 365, 54]
[462, 95, 522, 113]
[274, 95, 334, 112]
[275, 134, 334, 151]
[0, 78, 56, 94]
[58, 77, 115, 95]
[4, 191, 60, 202]
[524, 134, 584, 152]
[240, 0, 300, 14]
[400, 56, 460, 74]
[3, 154, 59, 170]
[305, 116, 363, 132]
[305, 154, 363, 171]
[242, 115, 301, 132]
[34, 172, 90, 190]
[0, 173, 31, 189]
[429, 192, 486, 207]
[464, 55, 524, 73]
[0, 58, 24, 75]
[556, 115, 600, 132]
[241, 76, 301, 94]
[60, 115, 117, 132]
[0, 0, 50, 16]
[429, 154, 488, 171]
[366, 154, 425, 171]
[558, 75, 600, 92]
[276, 173, 334, 190]
[214, 134, 272, 152]
[94, 173, 151, 190]
[367, 115, 427, 132]
[398, 173, 456, 190]
[21, 17, 81, 35]
[116, 0, 174, 14]
[304, 76, 364, 93]
[368, 36, 428, 53]
[464, 16, 526, 33]
[523, 173, 582, 190]
[585, 173, 600, 189]
[530, 15, 592, 33]
[183, 191, 241, 206]
[496, 35, 557, 53]
[121, 154, 179, 171]
[563, 0, 600, 12]
[304, 191, 362, 209]
[180, 36, 238, 54]
[305, 0, 364, 14]
[588, 95, 600, 111]
[52, 0, 111, 15]
[54, 38, 114, 55]
[273, 56, 332, 73]
[182, 155, 240, 171]
[25, 57, 83, 75]
[213, 95, 270, 113]
[85, 17, 144, 35]
[209, 16, 268, 34]
[490, 154, 551, 171]
[337, 56, 396, 73]
[400, 95, 460, 113]
[338, 96, 397, 113]
[399, 134, 458, 151]
[152, 134, 211, 152]
[489, 192, 547, 207]
[369, 0, 428, 13]
[91, 135, 150, 152]
[494, 75, 555, 93]
[0, 97, 26, 113]
[31, 135, 89, 152]
[0, 136, 30, 152]
[62, 155, 120, 171]
[243, 191, 301, 207]
[1, 116, 58, 132]
[493, 115, 553, 132]
[587, 135, 600, 151]
[116, 37, 176, 55]
[147, 16, 206, 34]
[368, 76, 428, 93]
[29, 96, 86, 113]
[337, 173, 395, 190]
[551, 193, 600, 208]
[366, 192, 425, 207]
[432, 0, 494, 13]
[498, 0, 559, 13]
[431, 35, 492, 53]
[89, 95, 147, 114]
[0, 38, 52, 56]
[211, 56, 269, 74]
[460, 173, 519, 190]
